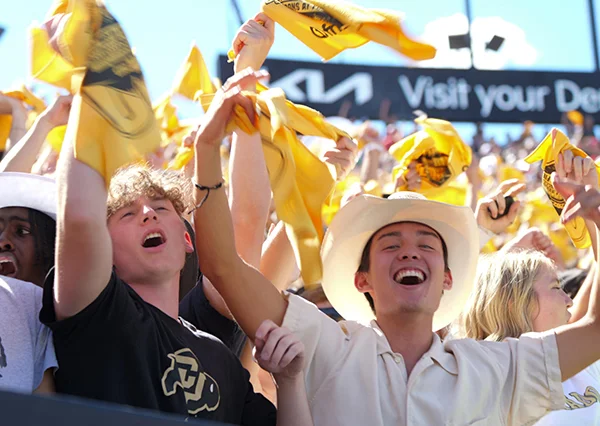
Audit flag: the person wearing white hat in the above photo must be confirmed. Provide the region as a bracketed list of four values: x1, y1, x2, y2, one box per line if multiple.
[0, 172, 56, 286]
[0, 172, 57, 394]
[191, 77, 600, 425]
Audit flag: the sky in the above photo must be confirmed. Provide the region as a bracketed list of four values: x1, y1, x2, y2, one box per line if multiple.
[1, 0, 599, 143]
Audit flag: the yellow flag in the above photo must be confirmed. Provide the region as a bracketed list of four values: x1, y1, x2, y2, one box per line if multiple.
[30, 0, 93, 92]
[567, 111, 584, 126]
[389, 116, 472, 191]
[421, 180, 468, 207]
[524, 128, 599, 249]
[168, 146, 194, 170]
[498, 164, 525, 183]
[200, 84, 350, 288]
[47, 125, 67, 152]
[153, 94, 182, 140]
[249, 0, 436, 62]
[0, 86, 47, 151]
[33, 0, 161, 185]
[172, 44, 215, 100]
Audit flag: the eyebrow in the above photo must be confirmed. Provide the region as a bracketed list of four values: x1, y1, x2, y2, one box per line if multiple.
[0, 215, 31, 224]
[376, 230, 441, 242]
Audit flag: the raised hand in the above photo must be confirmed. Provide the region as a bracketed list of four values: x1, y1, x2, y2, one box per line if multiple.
[556, 150, 598, 189]
[502, 227, 565, 269]
[322, 136, 358, 181]
[553, 174, 600, 226]
[254, 319, 305, 381]
[395, 161, 422, 191]
[232, 13, 275, 75]
[475, 178, 525, 234]
[39, 95, 73, 129]
[0, 93, 27, 116]
[194, 69, 269, 148]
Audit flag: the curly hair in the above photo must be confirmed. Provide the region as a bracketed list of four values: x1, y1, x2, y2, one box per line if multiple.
[107, 165, 191, 219]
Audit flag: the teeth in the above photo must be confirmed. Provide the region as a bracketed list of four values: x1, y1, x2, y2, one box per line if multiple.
[144, 232, 162, 242]
[0, 259, 14, 264]
[394, 269, 425, 283]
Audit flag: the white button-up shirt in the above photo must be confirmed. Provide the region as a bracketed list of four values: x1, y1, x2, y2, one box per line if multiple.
[283, 294, 564, 426]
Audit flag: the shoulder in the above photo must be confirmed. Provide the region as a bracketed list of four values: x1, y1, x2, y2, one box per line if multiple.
[0, 276, 43, 320]
[0, 276, 42, 301]
[179, 317, 232, 349]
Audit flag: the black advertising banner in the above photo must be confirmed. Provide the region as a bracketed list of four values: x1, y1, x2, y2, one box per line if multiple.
[218, 54, 600, 123]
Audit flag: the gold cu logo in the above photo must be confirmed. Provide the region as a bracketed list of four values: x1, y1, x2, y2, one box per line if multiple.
[161, 348, 220, 415]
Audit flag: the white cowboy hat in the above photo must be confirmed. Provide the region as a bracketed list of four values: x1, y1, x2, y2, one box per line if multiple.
[321, 192, 478, 331]
[0, 172, 57, 220]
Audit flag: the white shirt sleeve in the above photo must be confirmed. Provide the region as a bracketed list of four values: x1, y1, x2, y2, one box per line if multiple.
[282, 294, 351, 398]
[447, 331, 564, 426]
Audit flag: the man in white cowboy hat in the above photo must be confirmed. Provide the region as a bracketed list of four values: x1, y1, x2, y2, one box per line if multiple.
[0, 172, 57, 393]
[190, 70, 600, 426]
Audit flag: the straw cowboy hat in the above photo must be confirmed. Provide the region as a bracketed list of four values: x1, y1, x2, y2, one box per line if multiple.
[321, 192, 479, 331]
[0, 172, 57, 220]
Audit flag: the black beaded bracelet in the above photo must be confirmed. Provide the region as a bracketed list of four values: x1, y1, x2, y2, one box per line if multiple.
[189, 179, 224, 213]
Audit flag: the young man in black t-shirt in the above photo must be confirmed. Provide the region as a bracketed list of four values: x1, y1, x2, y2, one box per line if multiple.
[40, 88, 311, 423]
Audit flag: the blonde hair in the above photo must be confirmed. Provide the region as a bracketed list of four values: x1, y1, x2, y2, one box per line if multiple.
[107, 165, 190, 219]
[457, 250, 555, 342]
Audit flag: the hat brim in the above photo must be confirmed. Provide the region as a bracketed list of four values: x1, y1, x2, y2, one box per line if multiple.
[0, 172, 57, 220]
[321, 194, 479, 331]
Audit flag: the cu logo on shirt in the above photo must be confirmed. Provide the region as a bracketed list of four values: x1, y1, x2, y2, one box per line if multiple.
[161, 348, 221, 415]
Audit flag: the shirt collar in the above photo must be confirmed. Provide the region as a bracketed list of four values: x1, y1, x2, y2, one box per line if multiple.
[370, 320, 459, 375]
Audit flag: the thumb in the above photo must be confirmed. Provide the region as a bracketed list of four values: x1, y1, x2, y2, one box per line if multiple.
[552, 173, 581, 199]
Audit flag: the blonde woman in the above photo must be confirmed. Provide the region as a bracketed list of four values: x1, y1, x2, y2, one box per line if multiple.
[458, 169, 600, 424]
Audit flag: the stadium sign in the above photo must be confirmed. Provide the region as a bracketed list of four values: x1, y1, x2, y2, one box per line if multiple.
[219, 54, 600, 123]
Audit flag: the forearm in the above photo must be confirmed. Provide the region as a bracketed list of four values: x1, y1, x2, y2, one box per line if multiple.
[5, 109, 27, 153]
[260, 221, 297, 291]
[360, 149, 380, 183]
[275, 376, 313, 426]
[193, 143, 288, 337]
[0, 117, 53, 173]
[467, 182, 481, 212]
[58, 138, 108, 224]
[54, 131, 112, 319]
[570, 220, 599, 322]
[570, 263, 595, 323]
[586, 225, 600, 320]
[229, 130, 270, 268]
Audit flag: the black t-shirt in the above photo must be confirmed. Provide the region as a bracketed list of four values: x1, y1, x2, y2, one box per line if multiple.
[40, 271, 275, 425]
[179, 279, 247, 359]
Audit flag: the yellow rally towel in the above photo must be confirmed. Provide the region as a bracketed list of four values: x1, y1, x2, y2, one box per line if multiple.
[524, 128, 600, 249]
[228, 0, 435, 62]
[47, 125, 67, 152]
[165, 44, 216, 168]
[153, 94, 183, 141]
[389, 116, 472, 193]
[201, 84, 350, 288]
[32, 0, 161, 185]
[172, 44, 215, 100]
[0, 86, 47, 151]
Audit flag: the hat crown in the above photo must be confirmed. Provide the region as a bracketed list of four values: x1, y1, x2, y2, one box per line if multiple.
[388, 191, 426, 201]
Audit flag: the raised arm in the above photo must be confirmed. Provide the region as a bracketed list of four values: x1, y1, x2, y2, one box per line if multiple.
[0, 96, 72, 173]
[552, 176, 600, 381]
[53, 97, 112, 320]
[553, 151, 600, 322]
[229, 12, 273, 268]
[192, 70, 288, 339]
[0, 94, 28, 155]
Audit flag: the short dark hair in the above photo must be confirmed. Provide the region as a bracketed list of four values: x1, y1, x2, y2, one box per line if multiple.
[28, 209, 56, 278]
[356, 223, 450, 314]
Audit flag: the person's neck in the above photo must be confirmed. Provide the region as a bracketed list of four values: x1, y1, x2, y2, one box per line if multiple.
[128, 274, 180, 320]
[375, 312, 435, 377]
